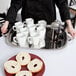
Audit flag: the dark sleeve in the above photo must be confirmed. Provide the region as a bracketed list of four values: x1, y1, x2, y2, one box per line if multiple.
[54, 0, 71, 21]
[6, 0, 22, 23]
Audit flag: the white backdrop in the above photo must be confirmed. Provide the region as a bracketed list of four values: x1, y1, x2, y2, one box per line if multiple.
[0, 0, 10, 13]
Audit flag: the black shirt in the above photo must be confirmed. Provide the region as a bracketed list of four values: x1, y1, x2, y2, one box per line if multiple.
[6, 0, 70, 24]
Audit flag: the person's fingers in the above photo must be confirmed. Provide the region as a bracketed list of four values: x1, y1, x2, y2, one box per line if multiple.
[72, 30, 76, 38]
[73, 33, 75, 38]
[1, 26, 7, 34]
[71, 33, 74, 38]
[68, 31, 73, 38]
[68, 29, 76, 38]
[1, 21, 9, 34]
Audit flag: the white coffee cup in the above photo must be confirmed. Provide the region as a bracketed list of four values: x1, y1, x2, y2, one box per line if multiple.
[32, 35, 40, 48]
[25, 18, 34, 27]
[13, 22, 25, 33]
[38, 20, 47, 27]
[13, 33, 29, 47]
[30, 31, 39, 37]
[39, 39, 45, 48]
[19, 26, 28, 33]
[27, 37, 33, 46]
[37, 26, 46, 39]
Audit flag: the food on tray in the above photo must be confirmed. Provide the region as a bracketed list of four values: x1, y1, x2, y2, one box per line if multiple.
[27, 58, 43, 73]
[16, 52, 31, 66]
[15, 70, 32, 76]
[4, 60, 21, 74]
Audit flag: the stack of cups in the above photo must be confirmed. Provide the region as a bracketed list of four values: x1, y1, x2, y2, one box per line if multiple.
[25, 18, 38, 36]
[36, 20, 47, 48]
[13, 22, 29, 47]
[25, 18, 40, 48]
[13, 22, 24, 33]
[13, 32, 29, 47]
[12, 18, 47, 49]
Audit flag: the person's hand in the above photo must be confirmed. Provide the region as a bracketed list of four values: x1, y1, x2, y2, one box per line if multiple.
[1, 21, 9, 34]
[65, 20, 76, 38]
[67, 26, 76, 38]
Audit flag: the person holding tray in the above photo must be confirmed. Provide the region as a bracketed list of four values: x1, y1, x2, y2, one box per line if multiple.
[1, 0, 76, 38]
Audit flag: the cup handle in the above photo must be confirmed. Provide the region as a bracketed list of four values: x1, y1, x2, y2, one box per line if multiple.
[13, 37, 17, 43]
[13, 26, 16, 31]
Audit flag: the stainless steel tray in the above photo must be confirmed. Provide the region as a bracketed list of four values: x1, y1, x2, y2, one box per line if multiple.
[5, 25, 68, 49]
